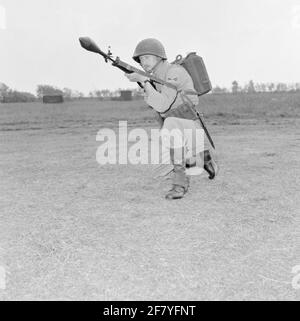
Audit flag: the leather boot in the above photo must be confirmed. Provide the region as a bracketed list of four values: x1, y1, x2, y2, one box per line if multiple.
[165, 148, 189, 200]
[186, 150, 219, 179]
[165, 169, 190, 200]
[165, 184, 187, 200]
[203, 150, 219, 180]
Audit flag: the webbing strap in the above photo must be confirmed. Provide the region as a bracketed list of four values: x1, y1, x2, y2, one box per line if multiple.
[179, 91, 198, 108]
[148, 58, 164, 74]
[181, 89, 199, 96]
[136, 63, 200, 97]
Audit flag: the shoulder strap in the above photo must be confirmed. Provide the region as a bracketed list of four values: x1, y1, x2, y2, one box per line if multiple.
[136, 61, 199, 95]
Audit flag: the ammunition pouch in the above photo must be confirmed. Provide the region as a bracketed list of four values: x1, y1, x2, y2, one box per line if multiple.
[161, 103, 198, 121]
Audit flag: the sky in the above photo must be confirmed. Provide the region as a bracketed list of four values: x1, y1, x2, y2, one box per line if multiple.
[0, 0, 300, 95]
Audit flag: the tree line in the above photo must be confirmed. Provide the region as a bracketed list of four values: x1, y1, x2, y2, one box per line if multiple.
[213, 80, 300, 94]
[0, 83, 144, 103]
[0, 83, 36, 103]
[1, 81, 300, 103]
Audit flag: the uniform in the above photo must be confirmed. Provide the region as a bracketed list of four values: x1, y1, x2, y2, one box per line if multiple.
[144, 60, 205, 198]
[131, 38, 218, 199]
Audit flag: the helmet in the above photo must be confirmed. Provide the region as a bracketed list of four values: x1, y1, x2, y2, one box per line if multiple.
[133, 38, 167, 63]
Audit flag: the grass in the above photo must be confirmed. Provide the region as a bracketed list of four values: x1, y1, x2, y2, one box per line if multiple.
[0, 93, 299, 300]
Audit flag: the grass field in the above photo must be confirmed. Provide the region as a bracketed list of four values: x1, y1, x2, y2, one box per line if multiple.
[0, 93, 299, 300]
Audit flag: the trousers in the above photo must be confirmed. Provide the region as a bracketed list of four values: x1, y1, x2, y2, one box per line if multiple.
[158, 117, 205, 187]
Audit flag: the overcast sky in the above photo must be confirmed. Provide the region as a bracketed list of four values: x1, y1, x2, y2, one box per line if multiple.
[0, 0, 299, 94]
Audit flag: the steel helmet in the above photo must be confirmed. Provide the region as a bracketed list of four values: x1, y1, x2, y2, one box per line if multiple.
[133, 38, 167, 63]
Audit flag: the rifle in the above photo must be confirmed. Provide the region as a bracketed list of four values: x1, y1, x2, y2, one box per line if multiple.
[79, 37, 177, 90]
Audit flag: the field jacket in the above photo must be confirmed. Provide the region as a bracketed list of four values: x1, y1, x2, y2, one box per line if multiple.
[144, 60, 199, 117]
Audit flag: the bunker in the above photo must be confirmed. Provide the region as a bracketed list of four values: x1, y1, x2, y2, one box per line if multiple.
[120, 90, 132, 101]
[43, 95, 64, 104]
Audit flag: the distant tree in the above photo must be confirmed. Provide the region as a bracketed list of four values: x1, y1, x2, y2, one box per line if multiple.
[0, 82, 9, 94]
[2, 90, 36, 103]
[284, 83, 300, 92]
[19, 91, 36, 102]
[71, 90, 84, 99]
[63, 87, 73, 99]
[276, 83, 288, 92]
[247, 80, 256, 93]
[88, 90, 110, 99]
[212, 86, 228, 94]
[111, 89, 121, 98]
[232, 81, 239, 94]
[1, 83, 37, 102]
[0, 82, 10, 101]
[286, 83, 296, 92]
[36, 85, 63, 98]
[254, 83, 262, 92]
[101, 89, 111, 98]
[268, 83, 275, 92]
[94, 90, 102, 98]
[260, 83, 267, 92]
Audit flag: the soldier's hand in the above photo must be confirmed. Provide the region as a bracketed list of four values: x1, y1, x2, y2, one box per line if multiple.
[124, 72, 148, 83]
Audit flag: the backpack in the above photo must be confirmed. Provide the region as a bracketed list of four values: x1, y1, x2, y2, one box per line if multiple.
[172, 52, 212, 96]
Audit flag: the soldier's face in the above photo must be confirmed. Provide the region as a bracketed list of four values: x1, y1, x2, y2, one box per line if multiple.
[140, 55, 160, 72]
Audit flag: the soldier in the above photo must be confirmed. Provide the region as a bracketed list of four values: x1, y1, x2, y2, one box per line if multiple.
[125, 38, 218, 200]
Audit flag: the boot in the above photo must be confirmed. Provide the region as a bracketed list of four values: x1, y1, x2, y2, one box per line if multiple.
[186, 150, 219, 179]
[165, 184, 187, 200]
[165, 178, 190, 199]
[165, 149, 189, 200]
[203, 150, 219, 180]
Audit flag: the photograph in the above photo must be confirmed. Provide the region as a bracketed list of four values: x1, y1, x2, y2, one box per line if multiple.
[0, 0, 299, 304]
